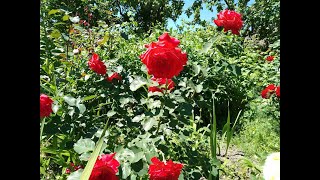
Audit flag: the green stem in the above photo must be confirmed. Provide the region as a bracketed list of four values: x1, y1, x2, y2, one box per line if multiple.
[40, 117, 46, 142]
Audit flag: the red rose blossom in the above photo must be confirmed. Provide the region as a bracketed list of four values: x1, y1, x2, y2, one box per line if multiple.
[148, 157, 183, 180]
[106, 72, 122, 82]
[266, 84, 276, 91]
[88, 53, 107, 75]
[276, 86, 280, 98]
[148, 77, 175, 93]
[261, 84, 276, 99]
[89, 153, 120, 180]
[140, 32, 187, 79]
[40, 94, 53, 118]
[266, 56, 275, 62]
[214, 9, 243, 35]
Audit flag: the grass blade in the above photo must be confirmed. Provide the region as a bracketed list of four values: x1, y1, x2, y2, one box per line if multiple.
[225, 102, 231, 156]
[80, 118, 109, 180]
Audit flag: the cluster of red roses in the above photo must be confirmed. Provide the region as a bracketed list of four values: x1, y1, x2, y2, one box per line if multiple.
[88, 53, 122, 83]
[261, 84, 280, 99]
[87, 153, 183, 180]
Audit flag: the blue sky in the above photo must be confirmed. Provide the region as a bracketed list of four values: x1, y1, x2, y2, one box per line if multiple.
[167, 0, 255, 29]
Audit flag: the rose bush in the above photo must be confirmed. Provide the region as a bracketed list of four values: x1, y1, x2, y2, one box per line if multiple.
[40, 1, 279, 179]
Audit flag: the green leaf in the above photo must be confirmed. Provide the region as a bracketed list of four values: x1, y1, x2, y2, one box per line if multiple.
[132, 114, 145, 122]
[211, 167, 218, 176]
[130, 174, 137, 180]
[79, 152, 91, 161]
[193, 64, 201, 75]
[216, 45, 225, 55]
[77, 104, 86, 114]
[142, 117, 158, 131]
[119, 148, 135, 162]
[64, 95, 76, 106]
[131, 152, 144, 163]
[122, 163, 132, 179]
[201, 41, 213, 53]
[74, 138, 95, 154]
[98, 32, 109, 45]
[62, 15, 70, 21]
[50, 29, 61, 39]
[68, 107, 75, 117]
[131, 159, 144, 172]
[107, 110, 116, 117]
[195, 84, 203, 93]
[130, 76, 147, 91]
[67, 169, 83, 180]
[52, 101, 60, 113]
[48, 9, 60, 15]
[178, 173, 184, 180]
[229, 64, 241, 76]
[82, 95, 96, 102]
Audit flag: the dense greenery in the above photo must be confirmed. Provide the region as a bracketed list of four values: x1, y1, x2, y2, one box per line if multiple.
[40, 0, 280, 179]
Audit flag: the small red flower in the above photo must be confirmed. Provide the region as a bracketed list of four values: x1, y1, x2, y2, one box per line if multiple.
[214, 9, 243, 35]
[40, 94, 53, 118]
[266, 56, 275, 62]
[276, 86, 280, 98]
[106, 72, 122, 82]
[88, 53, 107, 75]
[261, 84, 276, 99]
[66, 168, 71, 174]
[148, 157, 183, 180]
[148, 77, 175, 93]
[89, 153, 120, 180]
[140, 32, 188, 79]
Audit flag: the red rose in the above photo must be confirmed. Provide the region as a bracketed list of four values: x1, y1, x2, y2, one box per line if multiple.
[140, 32, 187, 79]
[106, 72, 122, 82]
[214, 9, 243, 35]
[266, 56, 274, 62]
[276, 86, 280, 98]
[261, 88, 272, 99]
[148, 77, 175, 93]
[261, 84, 276, 99]
[148, 157, 183, 180]
[40, 94, 53, 118]
[89, 153, 120, 180]
[266, 84, 276, 91]
[88, 53, 107, 75]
